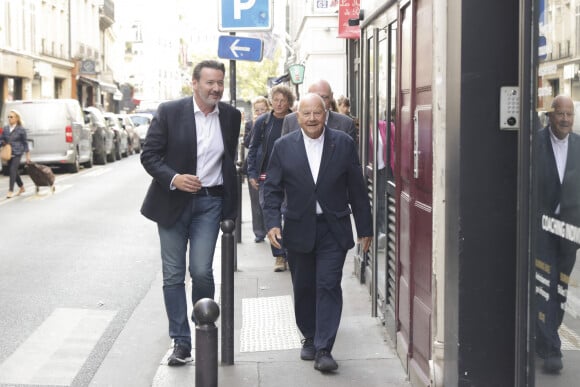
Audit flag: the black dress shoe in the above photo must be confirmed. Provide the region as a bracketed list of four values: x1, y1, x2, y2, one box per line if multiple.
[543, 355, 563, 374]
[300, 338, 315, 360]
[314, 350, 338, 372]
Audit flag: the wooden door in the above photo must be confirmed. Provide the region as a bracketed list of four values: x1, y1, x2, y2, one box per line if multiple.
[396, 0, 433, 384]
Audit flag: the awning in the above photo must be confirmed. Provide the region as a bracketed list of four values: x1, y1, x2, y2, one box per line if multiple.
[78, 75, 99, 86]
[99, 81, 119, 94]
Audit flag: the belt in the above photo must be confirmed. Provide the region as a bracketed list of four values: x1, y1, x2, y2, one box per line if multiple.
[192, 185, 224, 197]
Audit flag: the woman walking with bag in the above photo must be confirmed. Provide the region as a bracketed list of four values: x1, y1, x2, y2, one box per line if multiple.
[1, 109, 31, 198]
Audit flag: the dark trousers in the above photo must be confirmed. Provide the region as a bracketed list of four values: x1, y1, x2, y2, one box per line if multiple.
[248, 183, 266, 239]
[259, 183, 285, 258]
[7, 156, 23, 191]
[287, 217, 347, 352]
[535, 231, 577, 357]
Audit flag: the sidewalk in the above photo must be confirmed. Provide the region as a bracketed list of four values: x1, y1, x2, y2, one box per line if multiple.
[150, 181, 410, 387]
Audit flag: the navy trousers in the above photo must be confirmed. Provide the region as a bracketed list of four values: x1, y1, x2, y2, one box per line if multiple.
[287, 217, 347, 352]
[535, 231, 577, 357]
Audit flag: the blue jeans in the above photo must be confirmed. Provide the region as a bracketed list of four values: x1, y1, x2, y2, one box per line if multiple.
[157, 195, 222, 349]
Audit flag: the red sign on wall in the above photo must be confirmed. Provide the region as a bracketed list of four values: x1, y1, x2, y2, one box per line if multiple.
[338, 0, 361, 39]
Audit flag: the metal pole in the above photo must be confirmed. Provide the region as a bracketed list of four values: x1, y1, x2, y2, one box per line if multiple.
[236, 161, 243, 245]
[193, 298, 220, 387]
[229, 32, 236, 107]
[220, 219, 235, 365]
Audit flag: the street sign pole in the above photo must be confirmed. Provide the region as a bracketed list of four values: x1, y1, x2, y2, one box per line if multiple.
[229, 32, 236, 108]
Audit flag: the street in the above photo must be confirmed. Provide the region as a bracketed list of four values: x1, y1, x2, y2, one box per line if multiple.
[0, 155, 166, 386]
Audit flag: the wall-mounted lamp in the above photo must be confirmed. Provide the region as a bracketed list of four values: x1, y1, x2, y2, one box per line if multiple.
[348, 9, 364, 26]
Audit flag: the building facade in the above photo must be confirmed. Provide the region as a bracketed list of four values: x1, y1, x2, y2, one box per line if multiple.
[0, 0, 122, 115]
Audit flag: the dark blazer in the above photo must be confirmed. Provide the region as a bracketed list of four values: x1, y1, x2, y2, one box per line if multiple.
[536, 126, 580, 254]
[140, 97, 241, 227]
[1, 125, 29, 156]
[536, 126, 580, 223]
[263, 127, 372, 253]
[281, 110, 357, 144]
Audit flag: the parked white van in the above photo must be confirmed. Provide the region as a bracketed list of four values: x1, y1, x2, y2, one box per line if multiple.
[1, 99, 93, 173]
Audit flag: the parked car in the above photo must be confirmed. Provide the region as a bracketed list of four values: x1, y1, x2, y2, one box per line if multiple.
[1, 99, 93, 173]
[129, 113, 153, 147]
[83, 106, 115, 164]
[117, 113, 141, 154]
[103, 112, 128, 160]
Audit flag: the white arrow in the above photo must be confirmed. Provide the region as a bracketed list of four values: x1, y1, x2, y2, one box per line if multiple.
[229, 39, 251, 58]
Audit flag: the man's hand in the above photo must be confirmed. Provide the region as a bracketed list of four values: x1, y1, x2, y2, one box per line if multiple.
[359, 236, 372, 253]
[249, 178, 259, 190]
[174, 174, 202, 193]
[267, 227, 282, 249]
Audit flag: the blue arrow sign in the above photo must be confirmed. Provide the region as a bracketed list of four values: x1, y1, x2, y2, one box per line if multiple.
[219, 0, 272, 31]
[218, 35, 263, 62]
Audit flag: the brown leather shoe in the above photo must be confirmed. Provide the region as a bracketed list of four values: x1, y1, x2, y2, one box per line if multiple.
[274, 256, 286, 272]
[6, 191, 13, 199]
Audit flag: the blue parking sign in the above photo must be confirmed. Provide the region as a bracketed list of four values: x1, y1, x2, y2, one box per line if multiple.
[219, 0, 272, 31]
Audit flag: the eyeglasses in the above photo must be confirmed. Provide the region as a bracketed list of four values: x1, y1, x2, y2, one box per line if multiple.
[554, 111, 575, 118]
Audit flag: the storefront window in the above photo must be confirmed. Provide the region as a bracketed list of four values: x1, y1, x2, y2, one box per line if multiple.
[533, 0, 580, 383]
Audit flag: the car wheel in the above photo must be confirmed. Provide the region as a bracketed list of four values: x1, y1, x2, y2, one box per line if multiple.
[67, 152, 80, 173]
[114, 143, 121, 160]
[83, 151, 94, 169]
[107, 148, 116, 162]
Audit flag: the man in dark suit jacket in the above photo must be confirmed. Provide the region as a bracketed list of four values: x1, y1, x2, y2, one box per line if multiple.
[140, 60, 241, 366]
[263, 93, 372, 373]
[535, 94, 580, 374]
[281, 80, 357, 145]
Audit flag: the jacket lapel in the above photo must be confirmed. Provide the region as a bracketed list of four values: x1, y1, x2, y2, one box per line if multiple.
[316, 127, 335, 185]
[293, 131, 317, 188]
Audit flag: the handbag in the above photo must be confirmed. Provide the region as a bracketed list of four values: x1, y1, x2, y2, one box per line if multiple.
[0, 143, 11, 162]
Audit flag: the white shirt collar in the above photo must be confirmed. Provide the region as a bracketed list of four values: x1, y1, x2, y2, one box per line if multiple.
[549, 126, 569, 144]
[193, 96, 219, 116]
[301, 128, 325, 145]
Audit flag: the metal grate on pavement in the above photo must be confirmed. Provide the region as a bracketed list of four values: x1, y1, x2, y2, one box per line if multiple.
[240, 295, 302, 352]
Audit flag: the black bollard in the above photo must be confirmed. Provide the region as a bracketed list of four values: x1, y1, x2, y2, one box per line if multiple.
[193, 298, 220, 387]
[235, 163, 243, 244]
[220, 219, 235, 365]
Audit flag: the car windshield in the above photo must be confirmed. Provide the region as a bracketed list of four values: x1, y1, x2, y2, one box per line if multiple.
[130, 115, 150, 125]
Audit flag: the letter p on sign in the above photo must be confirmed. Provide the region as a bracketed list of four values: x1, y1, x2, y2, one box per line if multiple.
[235, 0, 256, 19]
[219, 0, 272, 31]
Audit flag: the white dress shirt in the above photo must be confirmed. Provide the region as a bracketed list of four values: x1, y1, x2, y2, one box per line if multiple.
[302, 129, 325, 214]
[193, 98, 224, 187]
[549, 127, 569, 214]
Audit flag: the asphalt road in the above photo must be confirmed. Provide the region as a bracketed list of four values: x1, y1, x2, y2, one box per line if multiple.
[0, 155, 164, 386]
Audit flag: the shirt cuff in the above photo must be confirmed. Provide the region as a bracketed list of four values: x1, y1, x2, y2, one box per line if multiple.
[170, 174, 178, 190]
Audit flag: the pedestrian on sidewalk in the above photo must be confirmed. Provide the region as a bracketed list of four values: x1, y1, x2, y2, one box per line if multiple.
[263, 93, 373, 373]
[243, 96, 270, 243]
[246, 85, 295, 272]
[140, 60, 241, 366]
[1, 109, 31, 198]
